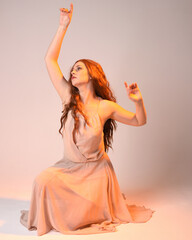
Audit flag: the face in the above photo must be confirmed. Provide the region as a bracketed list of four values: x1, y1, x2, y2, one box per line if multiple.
[71, 61, 90, 87]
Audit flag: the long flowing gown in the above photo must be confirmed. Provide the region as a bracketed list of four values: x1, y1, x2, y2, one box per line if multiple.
[20, 99, 155, 236]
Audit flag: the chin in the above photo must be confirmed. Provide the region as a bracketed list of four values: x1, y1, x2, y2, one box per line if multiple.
[72, 81, 78, 87]
[71, 79, 77, 86]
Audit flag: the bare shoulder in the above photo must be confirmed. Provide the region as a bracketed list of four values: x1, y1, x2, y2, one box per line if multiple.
[99, 99, 115, 111]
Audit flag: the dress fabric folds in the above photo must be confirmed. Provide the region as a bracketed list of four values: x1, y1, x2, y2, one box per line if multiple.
[20, 101, 155, 236]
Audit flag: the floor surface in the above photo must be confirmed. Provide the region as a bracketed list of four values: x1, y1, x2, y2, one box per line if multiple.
[0, 188, 192, 240]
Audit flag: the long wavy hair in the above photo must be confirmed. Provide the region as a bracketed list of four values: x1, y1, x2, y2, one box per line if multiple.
[58, 59, 117, 152]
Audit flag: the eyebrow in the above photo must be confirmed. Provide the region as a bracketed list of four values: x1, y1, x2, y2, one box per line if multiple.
[71, 65, 82, 73]
[74, 65, 82, 69]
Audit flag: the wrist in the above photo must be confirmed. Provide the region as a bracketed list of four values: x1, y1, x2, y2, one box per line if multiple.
[59, 24, 68, 31]
[135, 98, 143, 105]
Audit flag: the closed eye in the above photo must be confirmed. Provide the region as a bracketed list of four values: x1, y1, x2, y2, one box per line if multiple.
[71, 66, 82, 74]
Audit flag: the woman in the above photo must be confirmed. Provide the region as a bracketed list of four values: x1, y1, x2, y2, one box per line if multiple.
[20, 3, 155, 236]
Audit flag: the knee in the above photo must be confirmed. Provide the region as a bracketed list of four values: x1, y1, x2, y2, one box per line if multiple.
[33, 167, 57, 189]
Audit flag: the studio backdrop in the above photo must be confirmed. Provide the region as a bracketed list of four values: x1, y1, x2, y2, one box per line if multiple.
[0, 0, 191, 200]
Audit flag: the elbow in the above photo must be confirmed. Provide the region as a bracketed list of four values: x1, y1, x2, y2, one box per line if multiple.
[137, 118, 147, 126]
[44, 56, 50, 62]
[44, 55, 56, 62]
[140, 120, 147, 126]
[138, 120, 147, 126]
[44, 56, 49, 62]
[44, 53, 49, 61]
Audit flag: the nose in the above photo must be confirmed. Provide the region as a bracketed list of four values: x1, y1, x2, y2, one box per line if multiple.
[71, 69, 76, 75]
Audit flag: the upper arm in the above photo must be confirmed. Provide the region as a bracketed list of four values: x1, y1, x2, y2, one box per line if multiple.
[45, 59, 71, 104]
[101, 100, 139, 126]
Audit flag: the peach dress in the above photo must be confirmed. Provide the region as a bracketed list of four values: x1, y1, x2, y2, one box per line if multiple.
[20, 100, 155, 236]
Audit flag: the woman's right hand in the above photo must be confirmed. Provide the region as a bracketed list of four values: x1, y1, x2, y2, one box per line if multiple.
[59, 3, 73, 28]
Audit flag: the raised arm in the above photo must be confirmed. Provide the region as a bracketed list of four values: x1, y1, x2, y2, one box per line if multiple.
[100, 82, 147, 127]
[44, 3, 73, 104]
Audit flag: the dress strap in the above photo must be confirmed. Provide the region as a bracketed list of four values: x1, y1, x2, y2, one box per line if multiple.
[96, 99, 101, 114]
[96, 99, 103, 127]
[97, 100, 101, 112]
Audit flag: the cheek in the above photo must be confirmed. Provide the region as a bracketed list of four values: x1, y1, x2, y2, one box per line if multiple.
[81, 72, 89, 81]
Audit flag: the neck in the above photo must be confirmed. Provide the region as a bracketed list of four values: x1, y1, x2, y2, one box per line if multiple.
[77, 83, 97, 105]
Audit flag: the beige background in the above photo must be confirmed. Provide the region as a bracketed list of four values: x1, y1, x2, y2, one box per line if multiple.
[0, 0, 192, 202]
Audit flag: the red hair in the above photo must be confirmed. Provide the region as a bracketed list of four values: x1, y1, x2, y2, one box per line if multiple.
[59, 59, 117, 152]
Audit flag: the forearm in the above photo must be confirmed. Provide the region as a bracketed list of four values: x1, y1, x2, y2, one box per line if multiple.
[135, 100, 147, 126]
[45, 25, 68, 61]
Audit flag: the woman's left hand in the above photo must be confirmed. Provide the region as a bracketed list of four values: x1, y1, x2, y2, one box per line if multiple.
[124, 81, 143, 103]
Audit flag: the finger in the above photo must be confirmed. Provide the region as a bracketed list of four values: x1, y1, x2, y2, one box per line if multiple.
[128, 88, 135, 93]
[124, 81, 128, 88]
[69, 3, 73, 13]
[130, 83, 137, 89]
[60, 8, 68, 13]
[60, 8, 67, 11]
